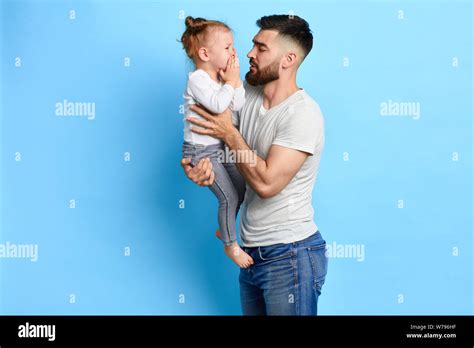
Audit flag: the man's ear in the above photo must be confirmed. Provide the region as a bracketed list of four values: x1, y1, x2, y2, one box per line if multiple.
[198, 47, 210, 62]
[282, 52, 298, 69]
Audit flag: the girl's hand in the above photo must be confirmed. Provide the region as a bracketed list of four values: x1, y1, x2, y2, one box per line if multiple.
[219, 53, 241, 88]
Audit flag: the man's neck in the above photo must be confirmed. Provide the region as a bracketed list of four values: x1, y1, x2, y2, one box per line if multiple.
[262, 75, 300, 109]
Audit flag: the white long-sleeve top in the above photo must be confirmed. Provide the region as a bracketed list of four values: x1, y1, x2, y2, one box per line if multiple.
[183, 69, 245, 145]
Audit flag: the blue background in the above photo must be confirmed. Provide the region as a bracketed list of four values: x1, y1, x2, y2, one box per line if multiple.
[0, 0, 472, 314]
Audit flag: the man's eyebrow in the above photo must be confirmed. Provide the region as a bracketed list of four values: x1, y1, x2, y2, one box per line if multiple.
[252, 39, 269, 48]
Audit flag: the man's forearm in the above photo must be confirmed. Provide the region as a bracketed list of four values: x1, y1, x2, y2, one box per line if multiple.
[224, 128, 271, 196]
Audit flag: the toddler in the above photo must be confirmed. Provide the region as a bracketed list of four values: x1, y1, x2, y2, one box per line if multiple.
[180, 16, 253, 268]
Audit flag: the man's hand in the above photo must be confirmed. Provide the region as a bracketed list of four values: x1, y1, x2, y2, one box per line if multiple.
[180, 157, 215, 186]
[187, 105, 237, 143]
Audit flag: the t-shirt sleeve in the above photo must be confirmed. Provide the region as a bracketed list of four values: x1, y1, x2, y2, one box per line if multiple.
[272, 104, 324, 156]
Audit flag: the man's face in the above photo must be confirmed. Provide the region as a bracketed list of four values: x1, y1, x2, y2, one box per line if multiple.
[245, 30, 281, 86]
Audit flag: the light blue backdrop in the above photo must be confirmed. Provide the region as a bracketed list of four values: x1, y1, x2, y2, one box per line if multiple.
[0, 0, 472, 315]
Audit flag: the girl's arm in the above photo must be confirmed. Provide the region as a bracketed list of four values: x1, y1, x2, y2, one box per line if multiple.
[229, 83, 245, 112]
[188, 71, 235, 114]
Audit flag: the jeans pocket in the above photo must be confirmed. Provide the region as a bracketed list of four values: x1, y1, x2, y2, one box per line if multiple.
[307, 242, 328, 294]
[258, 243, 294, 263]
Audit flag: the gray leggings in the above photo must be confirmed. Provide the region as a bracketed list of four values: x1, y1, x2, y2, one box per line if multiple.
[182, 141, 246, 246]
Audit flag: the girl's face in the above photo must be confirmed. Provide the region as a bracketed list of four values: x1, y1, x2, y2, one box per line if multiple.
[207, 29, 235, 71]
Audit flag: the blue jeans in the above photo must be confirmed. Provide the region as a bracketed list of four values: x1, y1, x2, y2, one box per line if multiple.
[239, 231, 328, 315]
[182, 141, 246, 246]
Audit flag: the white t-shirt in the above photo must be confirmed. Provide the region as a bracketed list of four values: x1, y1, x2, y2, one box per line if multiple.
[183, 69, 245, 145]
[235, 83, 325, 247]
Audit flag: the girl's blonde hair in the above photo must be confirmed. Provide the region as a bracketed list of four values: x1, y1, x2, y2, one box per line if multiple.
[180, 16, 231, 62]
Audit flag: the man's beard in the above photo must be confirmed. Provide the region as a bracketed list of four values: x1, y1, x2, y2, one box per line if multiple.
[245, 60, 280, 86]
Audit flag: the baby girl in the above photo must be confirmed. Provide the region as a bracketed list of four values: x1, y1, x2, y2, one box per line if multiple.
[180, 16, 253, 268]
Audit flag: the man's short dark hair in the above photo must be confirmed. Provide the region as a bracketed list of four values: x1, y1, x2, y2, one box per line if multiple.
[256, 14, 313, 59]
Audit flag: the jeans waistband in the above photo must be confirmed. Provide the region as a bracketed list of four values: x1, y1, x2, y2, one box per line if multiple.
[243, 231, 321, 252]
[182, 141, 224, 150]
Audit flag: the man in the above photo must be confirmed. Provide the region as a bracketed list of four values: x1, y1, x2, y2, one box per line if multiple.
[181, 14, 328, 315]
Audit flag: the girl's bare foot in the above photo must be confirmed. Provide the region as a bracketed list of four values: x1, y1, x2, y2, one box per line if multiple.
[224, 242, 254, 268]
[216, 230, 253, 268]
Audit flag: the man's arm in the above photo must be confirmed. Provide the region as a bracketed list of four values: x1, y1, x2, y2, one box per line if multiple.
[186, 106, 310, 198]
[224, 129, 309, 199]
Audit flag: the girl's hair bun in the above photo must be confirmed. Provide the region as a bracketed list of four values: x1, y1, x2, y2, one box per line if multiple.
[185, 16, 206, 31]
